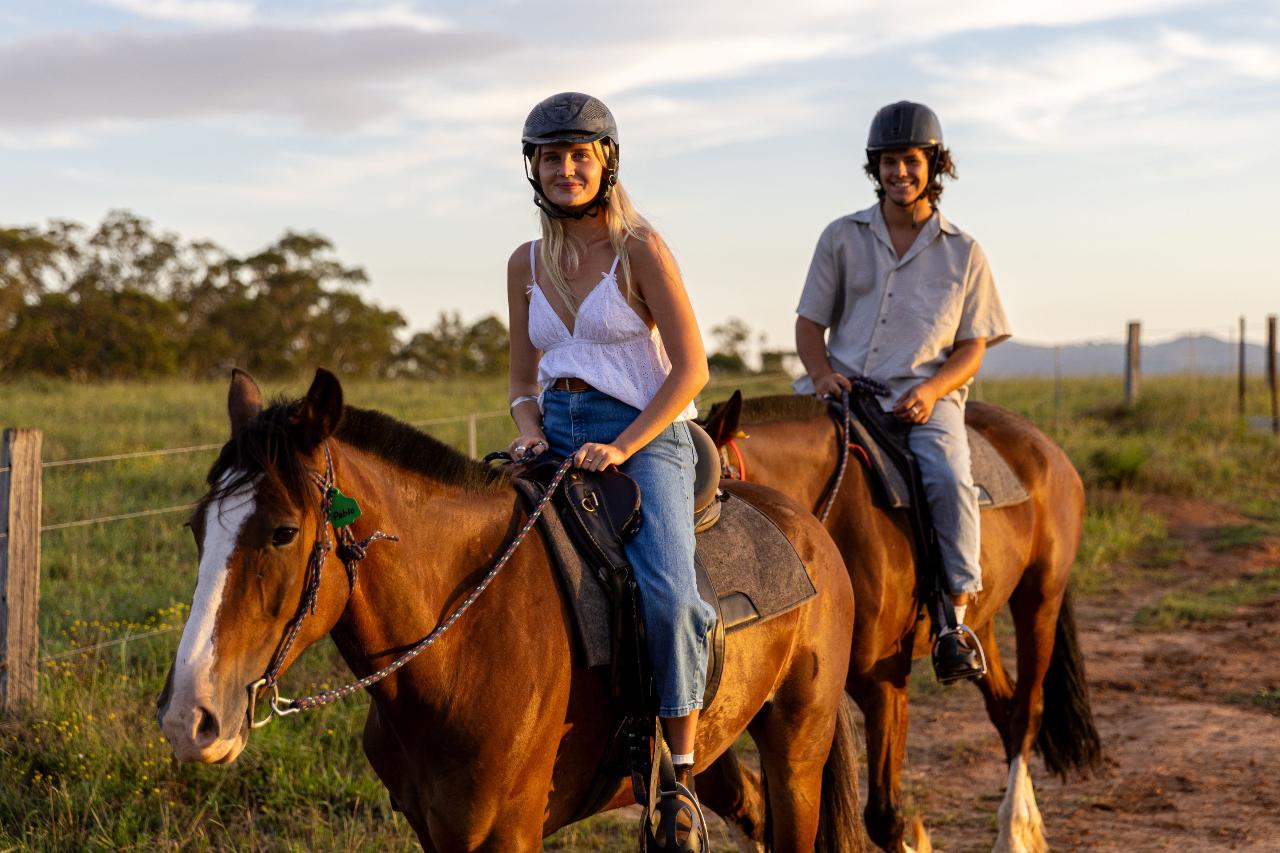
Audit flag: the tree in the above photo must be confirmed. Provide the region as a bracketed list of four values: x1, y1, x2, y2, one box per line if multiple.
[709, 317, 753, 374]
[396, 312, 509, 379]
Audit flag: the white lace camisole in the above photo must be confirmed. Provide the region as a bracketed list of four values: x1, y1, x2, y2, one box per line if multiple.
[527, 240, 697, 421]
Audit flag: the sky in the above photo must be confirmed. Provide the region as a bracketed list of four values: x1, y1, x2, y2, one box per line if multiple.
[3, 0, 1279, 357]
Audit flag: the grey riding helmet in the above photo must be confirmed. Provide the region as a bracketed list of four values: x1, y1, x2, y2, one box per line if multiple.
[866, 100, 943, 175]
[521, 92, 620, 219]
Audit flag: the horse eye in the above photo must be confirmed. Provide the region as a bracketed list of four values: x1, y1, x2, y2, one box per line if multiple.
[272, 527, 299, 547]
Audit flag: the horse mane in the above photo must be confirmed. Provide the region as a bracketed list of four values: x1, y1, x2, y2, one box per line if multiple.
[707, 393, 830, 426]
[202, 399, 508, 509]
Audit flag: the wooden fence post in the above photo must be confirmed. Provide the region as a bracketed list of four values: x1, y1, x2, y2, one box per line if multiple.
[1268, 315, 1278, 436]
[1, 428, 42, 713]
[1238, 316, 1247, 419]
[467, 415, 478, 459]
[1124, 321, 1141, 408]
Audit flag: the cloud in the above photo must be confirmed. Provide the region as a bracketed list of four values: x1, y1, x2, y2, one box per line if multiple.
[927, 25, 1280, 154]
[1160, 27, 1280, 79]
[92, 0, 256, 25]
[0, 25, 512, 131]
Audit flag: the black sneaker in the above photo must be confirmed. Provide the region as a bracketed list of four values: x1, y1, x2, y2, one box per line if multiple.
[933, 627, 986, 683]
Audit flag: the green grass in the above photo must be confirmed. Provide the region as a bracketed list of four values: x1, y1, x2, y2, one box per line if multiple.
[0, 372, 1277, 847]
[1235, 687, 1280, 715]
[1205, 523, 1274, 552]
[1135, 566, 1280, 629]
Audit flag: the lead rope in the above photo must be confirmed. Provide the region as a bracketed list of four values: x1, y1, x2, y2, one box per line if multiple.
[818, 391, 852, 524]
[254, 455, 575, 723]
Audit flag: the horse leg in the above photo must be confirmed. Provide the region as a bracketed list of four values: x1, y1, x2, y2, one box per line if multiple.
[972, 619, 1016, 757]
[697, 750, 767, 852]
[848, 664, 913, 852]
[361, 705, 439, 850]
[747, 700, 835, 853]
[992, 580, 1057, 853]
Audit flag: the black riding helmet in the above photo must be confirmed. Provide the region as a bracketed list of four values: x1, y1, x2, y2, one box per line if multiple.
[866, 100, 943, 182]
[522, 92, 620, 219]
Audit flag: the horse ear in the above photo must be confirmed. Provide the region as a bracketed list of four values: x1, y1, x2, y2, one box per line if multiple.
[290, 368, 344, 450]
[703, 390, 743, 447]
[228, 368, 263, 438]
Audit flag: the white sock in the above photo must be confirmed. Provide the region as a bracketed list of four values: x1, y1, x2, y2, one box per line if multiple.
[671, 752, 695, 767]
[954, 604, 967, 626]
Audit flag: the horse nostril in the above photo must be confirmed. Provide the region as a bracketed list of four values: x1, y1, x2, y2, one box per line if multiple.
[192, 705, 221, 747]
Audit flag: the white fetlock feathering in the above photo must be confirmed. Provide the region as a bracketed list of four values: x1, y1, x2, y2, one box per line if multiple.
[994, 754, 1047, 853]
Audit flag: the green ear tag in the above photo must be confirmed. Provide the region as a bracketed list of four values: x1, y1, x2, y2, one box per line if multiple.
[329, 488, 362, 528]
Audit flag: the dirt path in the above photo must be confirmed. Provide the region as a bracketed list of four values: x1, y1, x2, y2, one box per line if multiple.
[552, 495, 1280, 851]
[905, 496, 1280, 852]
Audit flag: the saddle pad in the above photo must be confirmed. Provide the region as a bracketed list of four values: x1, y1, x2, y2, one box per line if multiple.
[514, 484, 815, 668]
[848, 418, 1029, 511]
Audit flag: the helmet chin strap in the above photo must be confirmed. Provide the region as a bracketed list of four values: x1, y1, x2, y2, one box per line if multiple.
[524, 156, 618, 221]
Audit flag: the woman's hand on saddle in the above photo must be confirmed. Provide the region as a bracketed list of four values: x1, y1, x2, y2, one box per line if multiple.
[892, 382, 940, 424]
[573, 442, 629, 471]
[507, 433, 549, 463]
[813, 371, 852, 399]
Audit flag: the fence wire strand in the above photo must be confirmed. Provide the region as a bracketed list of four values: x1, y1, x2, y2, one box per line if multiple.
[40, 625, 181, 664]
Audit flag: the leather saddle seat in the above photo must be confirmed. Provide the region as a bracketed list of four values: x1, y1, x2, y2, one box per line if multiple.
[687, 421, 723, 532]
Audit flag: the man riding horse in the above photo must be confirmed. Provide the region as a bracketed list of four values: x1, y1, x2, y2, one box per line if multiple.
[793, 100, 1012, 681]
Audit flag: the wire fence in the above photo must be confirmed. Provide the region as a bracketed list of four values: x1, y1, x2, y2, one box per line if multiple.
[2, 374, 796, 667]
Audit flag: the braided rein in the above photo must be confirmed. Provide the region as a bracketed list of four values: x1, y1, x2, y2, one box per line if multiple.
[248, 452, 574, 728]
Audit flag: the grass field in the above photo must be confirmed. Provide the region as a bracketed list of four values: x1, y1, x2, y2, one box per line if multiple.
[0, 372, 1277, 849]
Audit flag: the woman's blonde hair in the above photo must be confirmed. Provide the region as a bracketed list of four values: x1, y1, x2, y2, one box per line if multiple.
[535, 142, 652, 316]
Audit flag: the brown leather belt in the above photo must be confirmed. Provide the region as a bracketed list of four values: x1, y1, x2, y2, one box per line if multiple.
[550, 377, 597, 393]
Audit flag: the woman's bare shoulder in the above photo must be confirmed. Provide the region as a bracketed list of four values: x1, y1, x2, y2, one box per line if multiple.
[508, 240, 535, 277]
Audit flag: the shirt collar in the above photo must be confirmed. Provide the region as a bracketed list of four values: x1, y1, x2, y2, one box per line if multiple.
[852, 202, 956, 265]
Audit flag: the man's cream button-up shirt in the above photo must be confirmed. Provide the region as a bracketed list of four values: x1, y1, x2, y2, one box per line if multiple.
[794, 203, 1011, 410]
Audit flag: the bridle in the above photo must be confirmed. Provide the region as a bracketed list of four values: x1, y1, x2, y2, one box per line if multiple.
[247, 447, 574, 729]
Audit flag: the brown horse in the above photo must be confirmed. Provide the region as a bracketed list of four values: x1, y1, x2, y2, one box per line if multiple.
[701, 392, 1102, 853]
[156, 369, 863, 852]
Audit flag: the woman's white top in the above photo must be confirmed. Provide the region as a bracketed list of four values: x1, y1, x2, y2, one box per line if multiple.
[527, 241, 697, 421]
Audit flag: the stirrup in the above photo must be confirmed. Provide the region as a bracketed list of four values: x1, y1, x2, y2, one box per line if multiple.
[642, 778, 708, 853]
[932, 624, 988, 684]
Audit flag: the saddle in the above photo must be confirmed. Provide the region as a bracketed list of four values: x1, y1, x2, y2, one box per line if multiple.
[511, 440, 815, 827]
[839, 396, 1029, 511]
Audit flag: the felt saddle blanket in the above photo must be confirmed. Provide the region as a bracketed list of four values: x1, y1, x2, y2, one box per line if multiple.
[513, 479, 816, 708]
[842, 399, 1029, 510]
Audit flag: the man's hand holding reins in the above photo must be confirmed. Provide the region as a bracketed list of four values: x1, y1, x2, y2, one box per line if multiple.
[812, 371, 852, 399]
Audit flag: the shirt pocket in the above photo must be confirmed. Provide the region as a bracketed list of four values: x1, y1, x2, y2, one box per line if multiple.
[903, 277, 965, 352]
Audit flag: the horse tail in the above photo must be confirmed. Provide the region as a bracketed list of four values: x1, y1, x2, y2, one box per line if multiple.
[1036, 589, 1104, 778]
[815, 694, 866, 853]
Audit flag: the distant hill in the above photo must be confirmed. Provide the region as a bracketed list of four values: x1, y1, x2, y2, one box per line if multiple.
[982, 334, 1273, 377]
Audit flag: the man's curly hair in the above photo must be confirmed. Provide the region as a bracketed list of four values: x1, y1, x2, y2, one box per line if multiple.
[864, 146, 958, 207]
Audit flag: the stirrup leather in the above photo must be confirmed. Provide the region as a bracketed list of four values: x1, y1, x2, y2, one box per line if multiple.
[931, 624, 989, 684]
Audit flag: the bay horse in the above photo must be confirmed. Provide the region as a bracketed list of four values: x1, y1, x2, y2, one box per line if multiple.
[156, 369, 863, 852]
[701, 391, 1102, 853]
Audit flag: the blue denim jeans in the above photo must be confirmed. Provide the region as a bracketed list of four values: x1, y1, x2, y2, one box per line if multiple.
[908, 395, 983, 596]
[541, 388, 716, 717]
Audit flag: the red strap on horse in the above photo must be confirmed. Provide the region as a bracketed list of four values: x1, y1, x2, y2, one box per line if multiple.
[848, 442, 870, 469]
[726, 439, 748, 482]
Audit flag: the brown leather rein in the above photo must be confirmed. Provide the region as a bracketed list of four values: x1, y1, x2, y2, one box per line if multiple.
[246, 446, 574, 729]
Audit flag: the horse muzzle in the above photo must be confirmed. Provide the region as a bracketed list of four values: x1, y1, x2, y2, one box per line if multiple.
[158, 683, 250, 764]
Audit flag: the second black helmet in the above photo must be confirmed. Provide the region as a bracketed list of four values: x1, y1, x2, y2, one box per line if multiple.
[866, 101, 943, 153]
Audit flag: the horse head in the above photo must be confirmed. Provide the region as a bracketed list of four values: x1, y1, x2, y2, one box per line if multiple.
[698, 389, 746, 479]
[157, 368, 348, 763]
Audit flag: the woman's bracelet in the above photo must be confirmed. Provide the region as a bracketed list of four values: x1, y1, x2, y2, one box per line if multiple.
[509, 395, 539, 411]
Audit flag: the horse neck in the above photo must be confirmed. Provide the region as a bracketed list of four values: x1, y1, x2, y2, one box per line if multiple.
[740, 415, 874, 516]
[323, 443, 528, 678]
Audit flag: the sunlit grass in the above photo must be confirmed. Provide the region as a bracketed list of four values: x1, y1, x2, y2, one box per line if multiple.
[0, 372, 1277, 846]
